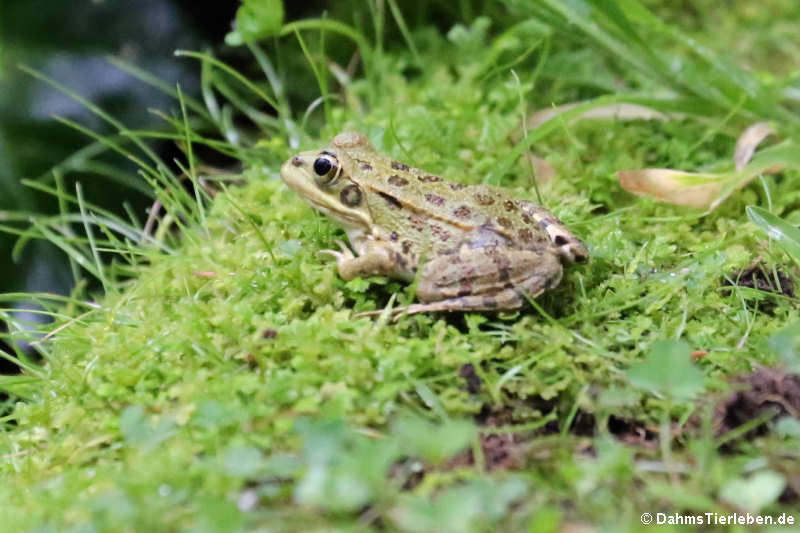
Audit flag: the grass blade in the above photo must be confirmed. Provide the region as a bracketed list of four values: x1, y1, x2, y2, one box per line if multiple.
[746, 206, 800, 262]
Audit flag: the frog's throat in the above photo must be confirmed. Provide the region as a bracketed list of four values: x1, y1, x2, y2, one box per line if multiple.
[297, 188, 370, 230]
[310, 201, 370, 230]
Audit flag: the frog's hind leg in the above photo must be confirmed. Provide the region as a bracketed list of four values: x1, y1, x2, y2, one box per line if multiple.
[392, 288, 526, 317]
[356, 257, 562, 319]
[355, 287, 525, 319]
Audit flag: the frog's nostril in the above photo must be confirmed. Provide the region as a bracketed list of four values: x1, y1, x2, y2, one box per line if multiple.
[291, 156, 303, 167]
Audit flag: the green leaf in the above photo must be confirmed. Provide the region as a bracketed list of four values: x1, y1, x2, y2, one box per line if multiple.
[626, 340, 706, 401]
[390, 478, 528, 533]
[223, 445, 266, 478]
[119, 406, 149, 446]
[226, 0, 284, 45]
[767, 322, 800, 373]
[119, 405, 175, 450]
[292, 417, 402, 512]
[191, 498, 245, 533]
[392, 417, 475, 464]
[747, 205, 800, 262]
[775, 417, 800, 439]
[719, 470, 786, 513]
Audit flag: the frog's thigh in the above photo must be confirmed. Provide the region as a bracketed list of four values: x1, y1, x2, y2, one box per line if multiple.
[417, 247, 562, 303]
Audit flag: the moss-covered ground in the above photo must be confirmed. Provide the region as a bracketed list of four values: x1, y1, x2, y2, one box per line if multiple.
[2, 1, 800, 531]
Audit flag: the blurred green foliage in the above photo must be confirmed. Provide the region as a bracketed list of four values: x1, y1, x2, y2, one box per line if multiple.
[1, 0, 800, 530]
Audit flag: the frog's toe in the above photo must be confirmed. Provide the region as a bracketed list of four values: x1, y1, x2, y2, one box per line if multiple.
[317, 240, 355, 262]
[335, 239, 353, 255]
[317, 248, 353, 264]
[555, 240, 589, 264]
[544, 227, 588, 263]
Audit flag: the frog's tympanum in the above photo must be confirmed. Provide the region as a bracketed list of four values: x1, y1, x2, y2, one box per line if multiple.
[280, 131, 588, 316]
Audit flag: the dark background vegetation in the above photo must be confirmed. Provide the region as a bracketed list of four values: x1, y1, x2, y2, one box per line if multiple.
[1, 1, 237, 300]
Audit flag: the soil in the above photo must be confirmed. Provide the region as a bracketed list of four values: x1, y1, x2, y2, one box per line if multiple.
[714, 366, 800, 438]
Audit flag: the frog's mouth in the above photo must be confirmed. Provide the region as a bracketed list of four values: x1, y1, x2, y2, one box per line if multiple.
[280, 159, 371, 230]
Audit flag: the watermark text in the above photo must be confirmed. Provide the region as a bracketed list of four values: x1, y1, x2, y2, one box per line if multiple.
[640, 512, 795, 526]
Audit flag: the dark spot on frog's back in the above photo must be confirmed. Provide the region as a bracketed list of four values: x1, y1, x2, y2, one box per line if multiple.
[474, 193, 495, 206]
[408, 213, 426, 231]
[379, 192, 402, 210]
[453, 205, 472, 219]
[425, 193, 445, 206]
[554, 235, 568, 246]
[503, 200, 517, 212]
[391, 160, 410, 171]
[390, 231, 399, 241]
[449, 183, 467, 191]
[496, 217, 513, 229]
[430, 224, 451, 242]
[402, 240, 412, 254]
[518, 228, 534, 242]
[387, 174, 409, 187]
[418, 174, 442, 183]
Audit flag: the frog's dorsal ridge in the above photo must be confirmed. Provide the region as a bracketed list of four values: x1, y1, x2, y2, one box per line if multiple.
[332, 131, 373, 150]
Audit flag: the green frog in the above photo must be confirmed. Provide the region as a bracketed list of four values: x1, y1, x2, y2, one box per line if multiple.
[280, 131, 588, 317]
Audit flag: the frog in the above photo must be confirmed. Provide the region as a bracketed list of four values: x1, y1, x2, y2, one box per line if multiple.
[279, 131, 588, 317]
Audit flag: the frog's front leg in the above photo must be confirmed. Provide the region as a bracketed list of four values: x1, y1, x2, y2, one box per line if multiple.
[318, 239, 413, 281]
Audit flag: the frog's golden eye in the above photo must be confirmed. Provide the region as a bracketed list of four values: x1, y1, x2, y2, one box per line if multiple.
[313, 154, 340, 187]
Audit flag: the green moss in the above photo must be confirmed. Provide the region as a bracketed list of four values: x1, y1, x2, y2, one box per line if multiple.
[2, 1, 800, 531]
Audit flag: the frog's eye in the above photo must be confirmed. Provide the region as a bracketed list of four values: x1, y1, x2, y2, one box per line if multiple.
[313, 154, 340, 186]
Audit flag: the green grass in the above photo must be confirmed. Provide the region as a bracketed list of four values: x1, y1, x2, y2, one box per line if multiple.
[2, 1, 800, 531]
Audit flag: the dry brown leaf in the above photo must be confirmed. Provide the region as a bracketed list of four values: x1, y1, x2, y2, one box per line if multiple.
[733, 121, 775, 171]
[529, 102, 678, 129]
[619, 122, 787, 211]
[618, 169, 725, 209]
[524, 152, 556, 182]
